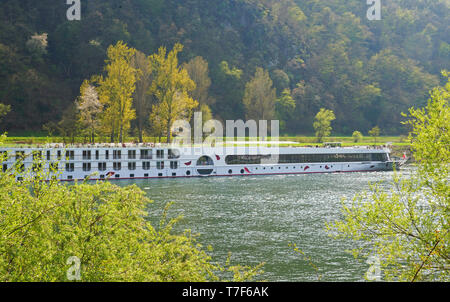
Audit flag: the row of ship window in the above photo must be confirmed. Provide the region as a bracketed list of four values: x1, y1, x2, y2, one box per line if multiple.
[2, 161, 179, 173]
[224, 153, 388, 165]
[0, 149, 180, 161]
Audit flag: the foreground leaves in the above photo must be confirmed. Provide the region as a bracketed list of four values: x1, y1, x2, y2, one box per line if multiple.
[0, 164, 262, 282]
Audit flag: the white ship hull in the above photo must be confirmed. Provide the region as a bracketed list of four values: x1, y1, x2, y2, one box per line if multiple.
[1, 145, 395, 182]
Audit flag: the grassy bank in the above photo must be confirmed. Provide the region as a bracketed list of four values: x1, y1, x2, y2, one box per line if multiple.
[3, 135, 410, 146]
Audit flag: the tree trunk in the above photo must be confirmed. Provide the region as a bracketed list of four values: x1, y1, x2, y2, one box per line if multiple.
[166, 117, 171, 144]
[138, 119, 143, 143]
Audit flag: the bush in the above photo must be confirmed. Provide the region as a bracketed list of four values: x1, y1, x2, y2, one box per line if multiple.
[352, 131, 363, 143]
[0, 153, 262, 281]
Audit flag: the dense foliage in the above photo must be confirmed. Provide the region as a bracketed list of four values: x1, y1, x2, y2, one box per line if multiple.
[0, 0, 448, 135]
[0, 146, 263, 281]
[327, 73, 449, 281]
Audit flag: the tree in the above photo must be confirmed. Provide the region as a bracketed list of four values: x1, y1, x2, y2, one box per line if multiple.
[0, 103, 11, 123]
[212, 61, 245, 121]
[131, 50, 153, 143]
[368, 126, 380, 145]
[327, 73, 449, 281]
[57, 103, 80, 144]
[148, 43, 198, 144]
[275, 89, 296, 132]
[96, 41, 137, 143]
[76, 80, 103, 143]
[183, 56, 213, 106]
[352, 130, 363, 143]
[0, 158, 263, 281]
[313, 108, 335, 143]
[243, 67, 276, 121]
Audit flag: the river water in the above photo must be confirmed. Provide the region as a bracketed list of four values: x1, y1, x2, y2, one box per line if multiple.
[118, 170, 402, 281]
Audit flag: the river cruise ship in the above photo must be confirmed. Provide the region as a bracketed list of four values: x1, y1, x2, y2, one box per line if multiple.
[0, 143, 397, 181]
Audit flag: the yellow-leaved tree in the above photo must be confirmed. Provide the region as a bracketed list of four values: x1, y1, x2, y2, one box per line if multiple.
[96, 41, 137, 143]
[148, 43, 198, 143]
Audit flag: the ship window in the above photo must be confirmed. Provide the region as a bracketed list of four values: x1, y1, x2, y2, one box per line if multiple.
[2, 164, 7, 172]
[158, 173, 163, 177]
[156, 149, 164, 159]
[130, 174, 135, 178]
[83, 163, 91, 172]
[95, 150, 99, 160]
[128, 162, 136, 170]
[113, 162, 121, 171]
[143, 161, 150, 170]
[98, 162, 106, 171]
[144, 173, 149, 177]
[228, 169, 232, 174]
[225, 155, 271, 165]
[105, 150, 109, 160]
[128, 150, 136, 159]
[172, 172, 176, 176]
[67, 176, 73, 180]
[113, 150, 121, 159]
[57, 150, 62, 160]
[240, 169, 244, 174]
[186, 170, 191, 176]
[65, 151, 75, 160]
[140, 149, 152, 159]
[65, 163, 74, 172]
[156, 161, 164, 170]
[82, 150, 91, 160]
[196, 156, 214, 166]
[115, 174, 120, 178]
[100, 175, 105, 179]
[170, 161, 178, 169]
[226, 153, 389, 164]
[46, 151, 51, 160]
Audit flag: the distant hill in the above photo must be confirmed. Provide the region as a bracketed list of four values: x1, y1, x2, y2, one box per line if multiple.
[0, 0, 448, 135]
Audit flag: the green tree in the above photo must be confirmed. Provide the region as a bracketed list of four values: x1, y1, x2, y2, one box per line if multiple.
[352, 130, 363, 143]
[148, 43, 198, 144]
[183, 56, 213, 107]
[212, 61, 245, 121]
[0, 103, 11, 124]
[327, 73, 450, 281]
[243, 67, 277, 121]
[313, 108, 335, 143]
[368, 126, 380, 145]
[96, 41, 137, 143]
[275, 89, 296, 132]
[131, 50, 153, 143]
[57, 103, 80, 144]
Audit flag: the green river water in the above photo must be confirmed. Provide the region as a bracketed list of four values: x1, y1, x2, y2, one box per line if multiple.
[117, 168, 409, 281]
